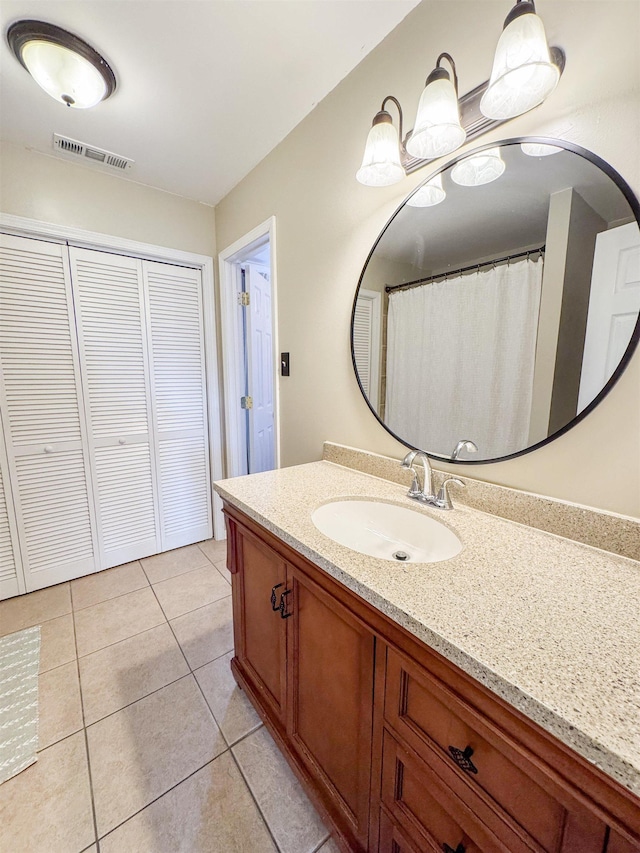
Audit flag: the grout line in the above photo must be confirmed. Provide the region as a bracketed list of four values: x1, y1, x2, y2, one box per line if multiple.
[141, 557, 212, 587]
[71, 581, 150, 614]
[228, 747, 282, 853]
[70, 596, 101, 853]
[84, 671, 194, 729]
[74, 615, 168, 660]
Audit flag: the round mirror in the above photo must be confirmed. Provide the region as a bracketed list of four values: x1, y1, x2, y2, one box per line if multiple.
[352, 138, 640, 463]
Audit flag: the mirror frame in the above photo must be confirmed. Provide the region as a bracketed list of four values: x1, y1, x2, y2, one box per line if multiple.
[351, 136, 640, 464]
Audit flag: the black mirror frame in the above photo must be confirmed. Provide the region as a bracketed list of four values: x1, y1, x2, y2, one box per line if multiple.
[350, 136, 640, 464]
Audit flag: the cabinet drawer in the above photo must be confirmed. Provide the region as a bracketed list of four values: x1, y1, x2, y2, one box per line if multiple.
[385, 649, 578, 852]
[381, 731, 497, 853]
[379, 807, 427, 853]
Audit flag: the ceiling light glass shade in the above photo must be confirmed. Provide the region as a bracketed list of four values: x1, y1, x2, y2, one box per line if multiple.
[356, 117, 405, 187]
[406, 77, 466, 160]
[8, 20, 116, 109]
[480, 4, 560, 120]
[520, 141, 563, 157]
[407, 174, 446, 207]
[21, 40, 108, 108]
[451, 148, 506, 186]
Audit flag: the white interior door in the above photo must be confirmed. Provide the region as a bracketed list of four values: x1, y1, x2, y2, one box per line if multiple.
[144, 261, 212, 550]
[0, 415, 24, 599]
[245, 263, 275, 473]
[352, 289, 381, 411]
[579, 223, 640, 411]
[0, 234, 98, 591]
[70, 247, 160, 568]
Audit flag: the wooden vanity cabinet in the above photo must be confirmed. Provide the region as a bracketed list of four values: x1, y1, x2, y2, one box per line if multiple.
[223, 504, 640, 853]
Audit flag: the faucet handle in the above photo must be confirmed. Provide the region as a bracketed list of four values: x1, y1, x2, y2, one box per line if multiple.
[436, 477, 465, 510]
[407, 468, 421, 498]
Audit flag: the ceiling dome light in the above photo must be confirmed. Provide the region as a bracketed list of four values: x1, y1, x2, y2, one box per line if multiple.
[520, 141, 563, 157]
[407, 174, 446, 207]
[451, 147, 506, 186]
[406, 53, 466, 161]
[356, 99, 405, 187]
[480, 1, 560, 120]
[7, 20, 116, 108]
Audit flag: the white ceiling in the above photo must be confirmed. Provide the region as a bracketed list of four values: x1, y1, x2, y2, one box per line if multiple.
[0, 0, 420, 206]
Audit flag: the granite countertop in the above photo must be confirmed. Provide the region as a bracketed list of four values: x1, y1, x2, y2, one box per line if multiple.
[214, 460, 640, 796]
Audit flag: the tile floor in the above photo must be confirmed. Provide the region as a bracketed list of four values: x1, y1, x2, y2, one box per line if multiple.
[0, 541, 340, 853]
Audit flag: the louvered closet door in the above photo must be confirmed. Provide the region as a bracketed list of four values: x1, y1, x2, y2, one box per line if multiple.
[70, 248, 160, 568]
[144, 261, 212, 550]
[0, 418, 24, 599]
[0, 234, 98, 591]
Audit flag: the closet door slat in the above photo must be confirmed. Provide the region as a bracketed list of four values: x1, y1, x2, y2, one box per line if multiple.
[145, 262, 212, 550]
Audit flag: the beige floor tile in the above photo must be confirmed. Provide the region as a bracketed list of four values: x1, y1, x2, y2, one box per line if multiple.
[141, 544, 209, 584]
[194, 651, 262, 746]
[71, 561, 148, 611]
[170, 596, 233, 670]
[0, 731, 95, 853]
[318, 838, 341, 853]
[152, 564, 230, 620]
[39, 613, 76, 673]
[233, 727, 329, 853]
[214, 559, 232, 584]
[88, 674, 226, 837]
[38, 660, 83, 749]
[100, 752, 276, 853]
[79, 622, 189, 725]
[0, 583, 71, 637]
[198, 537, 227, 565]
[74, 587, 165, 658]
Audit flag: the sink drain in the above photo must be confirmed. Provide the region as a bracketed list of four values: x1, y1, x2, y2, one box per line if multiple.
[392, 551, 410, 561]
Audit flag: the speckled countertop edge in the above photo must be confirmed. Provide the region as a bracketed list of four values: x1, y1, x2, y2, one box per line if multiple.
[214, 460, 640, 797]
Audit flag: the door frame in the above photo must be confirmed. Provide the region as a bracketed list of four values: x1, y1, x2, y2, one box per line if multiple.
[0, 212, 226, 540]
[218, 216, 280, 477]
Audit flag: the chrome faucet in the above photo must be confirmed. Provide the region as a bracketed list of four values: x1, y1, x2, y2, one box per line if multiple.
[451, 439, 478, 460]
[400, 450, 435, 504]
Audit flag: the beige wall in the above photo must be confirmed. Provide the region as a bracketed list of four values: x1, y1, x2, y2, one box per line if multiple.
[0, 141, 216, 258]
[214, 0, 640, 517]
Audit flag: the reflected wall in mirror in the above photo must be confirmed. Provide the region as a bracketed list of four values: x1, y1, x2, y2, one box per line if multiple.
[352, 139, 640, 462]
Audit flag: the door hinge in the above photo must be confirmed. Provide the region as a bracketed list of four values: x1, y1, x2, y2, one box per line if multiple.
[238, 291, 250, 306]
[241, 396, 253, 409]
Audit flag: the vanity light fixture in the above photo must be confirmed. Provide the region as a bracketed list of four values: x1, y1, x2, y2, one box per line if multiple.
[406, 174, 446, 207]
[520, 141, 563, 157]
[480, 0, 561, 120]
[406, 54, 466, 160]
[451, 147, 505, 186]
[7, 20, 116, 109]
[356, 96, 405, 187]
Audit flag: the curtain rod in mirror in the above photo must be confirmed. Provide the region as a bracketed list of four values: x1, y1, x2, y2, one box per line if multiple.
[385, 245, 545, 293]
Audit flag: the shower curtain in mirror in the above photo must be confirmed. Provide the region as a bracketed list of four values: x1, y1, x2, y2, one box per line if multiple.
[385, 257, 543, 459]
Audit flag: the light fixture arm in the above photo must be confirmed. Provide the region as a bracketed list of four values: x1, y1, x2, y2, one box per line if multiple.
[379, 95, 404, 150]
[435, 52, 459, 95]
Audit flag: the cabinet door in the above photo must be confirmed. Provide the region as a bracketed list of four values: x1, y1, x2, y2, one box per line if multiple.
[233, 525, 287, 722]
[144, 262, 212, 550]
[70, 248, 160, 568]
[0, 234, 98, 590]
[287, 566, 374, 852]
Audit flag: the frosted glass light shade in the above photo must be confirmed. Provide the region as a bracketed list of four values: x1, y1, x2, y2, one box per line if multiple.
[21, 40, 108, 108]
[356, 119, 405, 187]
[451, 148, 505, 186]
[480, 10, 560, 120]
[406, 77, 466, 160]
[407, 174, 446, 207]
[521, 141, 563, 157]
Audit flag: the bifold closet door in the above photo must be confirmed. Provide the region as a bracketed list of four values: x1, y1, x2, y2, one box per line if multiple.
[0, 427, 24, 599]
[144, 262, 212, 550]
[0, 234, 98, 592]
[70, 248, 160, 569]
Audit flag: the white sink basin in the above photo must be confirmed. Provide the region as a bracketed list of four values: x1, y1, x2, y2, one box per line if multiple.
[311, 499, 462, 563]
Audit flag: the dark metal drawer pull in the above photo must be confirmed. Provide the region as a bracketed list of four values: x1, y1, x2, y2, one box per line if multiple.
[270, 583, 284, 612]
[279, 589, 292, 619]
[448, 745, 478, 775]
[442, 844, 465, 853]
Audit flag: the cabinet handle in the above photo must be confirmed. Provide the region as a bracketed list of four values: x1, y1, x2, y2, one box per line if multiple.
[279, 589, 292, 619]
[270, 583, 284, 612]
[448, 745, 478, 774]
[443, 844, 465, 853]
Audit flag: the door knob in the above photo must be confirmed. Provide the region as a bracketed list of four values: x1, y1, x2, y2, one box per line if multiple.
[44, 445, 53, 453]
[118, 438, 127, 445]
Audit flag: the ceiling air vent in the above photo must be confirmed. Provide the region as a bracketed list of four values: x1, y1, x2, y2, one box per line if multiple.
[53, 134, 134, 171]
